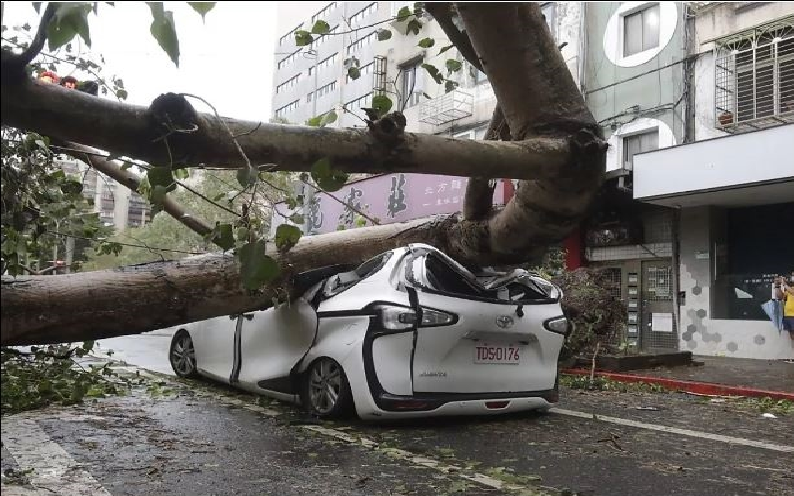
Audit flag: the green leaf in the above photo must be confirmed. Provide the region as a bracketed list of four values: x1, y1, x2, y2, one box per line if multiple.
[236, 227, 249, 242]
[445, 80, 459, 93]
[187, 2, 215, 22]
[289, 212, 305, 225]
[60, 180, 83, 195]
[311, 20, 330, 35]
[371, 94, 393, 118]
[445, 58, 463, 74]
[146, 167, 176, 192]
[173, 168, 190, 180]
[438, 44, 455, 55]
[417, 37, 435, 48]
[396, 6, 412, 21]
[294, 30, 313, 47]
[150, 185, 168, 206]
[47, 3, 93, 52]
[320, 109, 338, 126]
[405, 19, 422, 36]
[211, 223, 234, 251]
[275, 224, 302, 252]
[237, 240, 280, 290]
[377, 29, 392, 41]
[347, 66, 361, 81]
[236, 167, 257, 188]
[422, 63, 444, 84]
[81, 340, 95, 352]
[147, 2, 180, 67]
[116, 88, 128, 100]
[311, 157, 348, 192]
[306, 115, 323, 127]
[213, 193, 225, 202]
[120, 162, 132, 171]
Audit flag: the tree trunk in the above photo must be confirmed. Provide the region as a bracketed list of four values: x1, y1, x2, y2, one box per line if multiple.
[0, 3, 608, 345]
[1, 217, 453, 345]
[0, 80, 572, 181]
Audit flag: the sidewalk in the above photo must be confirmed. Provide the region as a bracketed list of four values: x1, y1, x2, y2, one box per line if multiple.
[563, 356, 794, 400]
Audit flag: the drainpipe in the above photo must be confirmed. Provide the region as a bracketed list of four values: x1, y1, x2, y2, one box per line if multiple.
[578, 1, 587, 92]
[671, 207, 681, 347]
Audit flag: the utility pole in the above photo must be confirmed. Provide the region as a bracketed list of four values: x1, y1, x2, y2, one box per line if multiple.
[303, 49, 320, 235]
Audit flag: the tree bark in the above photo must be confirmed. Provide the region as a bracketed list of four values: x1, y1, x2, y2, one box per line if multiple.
[1, 217, 454, 345]
[0, 80, 572, 181]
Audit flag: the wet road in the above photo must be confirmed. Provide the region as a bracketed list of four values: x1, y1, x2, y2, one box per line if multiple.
[2, 335, 793, 496]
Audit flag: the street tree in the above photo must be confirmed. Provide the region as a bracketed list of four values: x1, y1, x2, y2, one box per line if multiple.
[1, 2, 606, 346]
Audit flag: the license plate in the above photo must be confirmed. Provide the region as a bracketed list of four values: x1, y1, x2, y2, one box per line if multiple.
[473, 344, 520, 364]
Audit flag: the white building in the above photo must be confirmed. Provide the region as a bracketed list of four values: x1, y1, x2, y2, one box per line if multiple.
[56, 158, 151, 231]
[633, 3, 794, 359]
[271, 2, 580, 136]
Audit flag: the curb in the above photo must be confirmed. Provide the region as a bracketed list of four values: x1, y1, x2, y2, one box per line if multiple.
[561, 368, 794, 401]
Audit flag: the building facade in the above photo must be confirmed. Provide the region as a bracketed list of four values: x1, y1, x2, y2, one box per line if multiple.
[633, 3, 794, 359]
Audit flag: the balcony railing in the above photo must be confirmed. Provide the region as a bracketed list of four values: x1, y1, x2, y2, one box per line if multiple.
[418, 88, 474, 126]
[714, 16, 794, 133]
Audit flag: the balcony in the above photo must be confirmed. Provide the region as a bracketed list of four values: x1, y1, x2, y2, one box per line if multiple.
[714, 17, 794, 133]
[418, 88, 474, 126]
[633, 124, 794, 208]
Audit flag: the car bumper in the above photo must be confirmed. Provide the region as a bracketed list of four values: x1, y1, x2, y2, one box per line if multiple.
[358, 395, 554, 420]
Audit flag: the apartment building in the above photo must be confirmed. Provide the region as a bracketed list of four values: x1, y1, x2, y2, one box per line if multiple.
[56, 158, 152, 231]
[632, 3, 794, 359]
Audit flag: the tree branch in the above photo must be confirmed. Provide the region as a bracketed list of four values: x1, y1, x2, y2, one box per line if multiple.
[1, 3, 57, 71]
[59, 141, 214, 237]
[0, 80, 572, 181]
[457, 3, 597, 138]
[425, 3, 483, 73]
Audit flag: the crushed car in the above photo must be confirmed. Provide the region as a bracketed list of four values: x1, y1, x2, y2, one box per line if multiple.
[169, 243, 569, 419]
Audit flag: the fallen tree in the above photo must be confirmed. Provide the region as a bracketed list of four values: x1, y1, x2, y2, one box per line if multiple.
[1, 2, 606, 345]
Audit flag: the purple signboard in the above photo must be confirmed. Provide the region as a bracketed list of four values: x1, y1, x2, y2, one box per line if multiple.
[271, 173, 507, 236]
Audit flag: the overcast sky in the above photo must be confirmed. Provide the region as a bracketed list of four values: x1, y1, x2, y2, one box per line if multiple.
[3, 2, 278, 121]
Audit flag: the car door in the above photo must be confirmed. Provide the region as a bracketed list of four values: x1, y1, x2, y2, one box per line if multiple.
[190, 314, 239, 383]
[409, 252, 564, 394]
[235, 300, 318, 394]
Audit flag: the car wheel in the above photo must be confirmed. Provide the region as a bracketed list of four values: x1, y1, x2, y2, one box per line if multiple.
[303, 358, 354, 419]
[169, 330, 198, 378]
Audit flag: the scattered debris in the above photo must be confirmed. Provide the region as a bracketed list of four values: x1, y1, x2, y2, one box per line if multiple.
[762, 413, 777, 419]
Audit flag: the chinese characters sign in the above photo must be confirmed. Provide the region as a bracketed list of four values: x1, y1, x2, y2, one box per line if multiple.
[271, 173, 507, 236]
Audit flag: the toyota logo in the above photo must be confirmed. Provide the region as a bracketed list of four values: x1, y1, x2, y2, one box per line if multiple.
[496, 315, 514, 328]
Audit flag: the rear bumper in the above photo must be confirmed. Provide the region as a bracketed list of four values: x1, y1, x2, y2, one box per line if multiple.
[359, 395, 554, 419]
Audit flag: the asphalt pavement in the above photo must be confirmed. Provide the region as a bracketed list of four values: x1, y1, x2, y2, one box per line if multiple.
[2, 335, 792, 496]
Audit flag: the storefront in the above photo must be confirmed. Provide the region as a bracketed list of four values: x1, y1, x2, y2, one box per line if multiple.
[679, 203, 794, 359]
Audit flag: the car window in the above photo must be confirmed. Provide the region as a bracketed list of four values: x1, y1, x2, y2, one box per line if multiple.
[424, 253, 488, 298]
[325, 251, 393, 296]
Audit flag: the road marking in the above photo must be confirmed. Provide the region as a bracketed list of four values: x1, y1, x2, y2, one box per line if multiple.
[1, 415, 113, 496]
[550, 408, 794, 453]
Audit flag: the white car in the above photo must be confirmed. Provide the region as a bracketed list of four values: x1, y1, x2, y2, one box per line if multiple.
[169, 244, 569, 420]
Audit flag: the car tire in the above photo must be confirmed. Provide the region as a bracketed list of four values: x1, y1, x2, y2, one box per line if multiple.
[302, 357, 354, 419]
[169, 329, 199, 378]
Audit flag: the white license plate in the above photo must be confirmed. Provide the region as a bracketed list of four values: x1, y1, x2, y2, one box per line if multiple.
[473, 344, 520, 364]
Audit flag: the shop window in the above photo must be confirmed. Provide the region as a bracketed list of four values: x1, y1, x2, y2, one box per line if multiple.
[711, 203, 794, 320]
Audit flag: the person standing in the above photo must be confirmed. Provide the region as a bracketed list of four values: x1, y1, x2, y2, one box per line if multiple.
[779, 273, 794, 335]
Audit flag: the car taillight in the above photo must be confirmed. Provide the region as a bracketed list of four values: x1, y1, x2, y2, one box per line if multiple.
[375, 305, 455, 330]
[544, 316, 570, 335]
